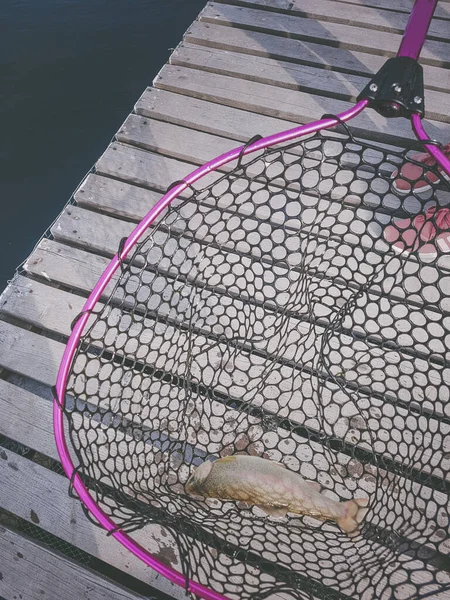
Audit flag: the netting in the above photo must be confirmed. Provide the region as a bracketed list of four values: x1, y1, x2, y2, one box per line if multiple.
[62, 124, 450, 600]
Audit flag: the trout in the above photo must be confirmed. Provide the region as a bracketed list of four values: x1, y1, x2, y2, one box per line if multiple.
[186, 455, 368, 536]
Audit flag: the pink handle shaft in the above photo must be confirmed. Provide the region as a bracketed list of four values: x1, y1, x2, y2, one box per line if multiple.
[397, 0, 439, 60]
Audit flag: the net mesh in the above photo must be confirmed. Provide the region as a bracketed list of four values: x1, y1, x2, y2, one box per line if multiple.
[63, 124, 450, 600]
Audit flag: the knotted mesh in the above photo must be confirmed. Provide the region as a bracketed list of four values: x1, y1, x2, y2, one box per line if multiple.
[63, 125, 450, 600]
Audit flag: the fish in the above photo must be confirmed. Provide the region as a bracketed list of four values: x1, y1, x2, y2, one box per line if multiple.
[186, 455, 368, 537]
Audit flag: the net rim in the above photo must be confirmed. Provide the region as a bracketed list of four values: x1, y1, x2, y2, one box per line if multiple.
[53, 98, 375, 600]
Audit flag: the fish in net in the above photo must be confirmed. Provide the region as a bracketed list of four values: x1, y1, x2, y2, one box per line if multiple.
[57, 125, 450, 599]
[52, 1, 450, 599]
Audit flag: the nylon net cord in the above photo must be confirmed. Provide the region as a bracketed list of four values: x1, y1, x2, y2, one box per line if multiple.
[62, 124, 450, 600]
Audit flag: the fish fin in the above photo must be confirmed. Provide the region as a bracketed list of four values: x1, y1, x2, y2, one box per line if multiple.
[306, 481, 322, 492]
[337, 498, 369, 537]
[217, 456, 237, 464]
[258, 505, 288, 519]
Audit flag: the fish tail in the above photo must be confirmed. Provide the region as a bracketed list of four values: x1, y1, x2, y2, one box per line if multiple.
[337, 498, 369, 537]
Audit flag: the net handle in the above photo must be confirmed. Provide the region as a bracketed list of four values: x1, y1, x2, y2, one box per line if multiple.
[397, 0, 439, 60]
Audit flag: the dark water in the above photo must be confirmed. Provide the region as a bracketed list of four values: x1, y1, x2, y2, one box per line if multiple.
[0, 0, 205, 289]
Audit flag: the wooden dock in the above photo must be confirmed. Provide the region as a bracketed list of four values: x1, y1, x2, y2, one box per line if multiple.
[1, 1, 450, 598]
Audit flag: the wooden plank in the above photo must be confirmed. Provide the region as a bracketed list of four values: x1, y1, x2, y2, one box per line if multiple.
[23, 238, 115, 292]
[1, 289, 449, 547]
[185, 21, 450, 93]
[74, 173, 164, 220]
[200, 3, 450, 67]
[85, 140, 450, 338]
[0, 449, 187, 600]
[134, 87, 399, 156]
[0, 379, 57, 460]
[76, 163, 450, 246]
[137, 85, 450, 151]
[51, 202, 134, 255]
[22, 235, 119, 295]
[154, 65, 450, 144]
[72, 170, 450, 278]
[117, 111, 450, 203]
[8, 259, 449, 415]
[218, 0, 450, 40]
[117, 113, 238, 168]
[0, 525, 151, 600]
[153, 65, 450, 144]
[3, 272, 450, 488]
[85, 146, 450, 322]
[173, 41, 368, 99]
[135, 86, 296, 145]
[329, 0, 450, 20]
[0, 321, 63, 387]
[26, 200, 450, 477]
[170, 43, 450, 123]
[0, 324, 377, 503]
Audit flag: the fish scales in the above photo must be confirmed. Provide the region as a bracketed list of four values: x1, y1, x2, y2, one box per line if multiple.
[186, 455, 369, 536]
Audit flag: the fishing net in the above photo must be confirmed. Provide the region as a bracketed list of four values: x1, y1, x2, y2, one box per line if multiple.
[62, 123, 450, 600]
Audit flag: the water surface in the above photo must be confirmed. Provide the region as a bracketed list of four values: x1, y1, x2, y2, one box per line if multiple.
[1, 0, 205, 288]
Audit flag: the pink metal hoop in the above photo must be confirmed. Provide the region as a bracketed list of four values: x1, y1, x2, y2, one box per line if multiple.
[53, 100, 369, 599]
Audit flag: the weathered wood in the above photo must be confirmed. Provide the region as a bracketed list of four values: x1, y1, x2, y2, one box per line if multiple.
[117, 113, 238, 167]
[1, 298, 449, 558]
[71, 172, 450, 287]
[3, 272, 450, 487]
[170, 43, 450, 123]
[113, 108, 450, 235]
[75, 173, 164, 220]
[92, 140, 450, 278]
[117, 111, 450, 209]
[24, 238, 115, 293]
[135, 86, 295, 144]
[51, 202, 134, 254]
[95, 140, 221, 192]
[174, 41, 367, 99]
[0, 449, 187, 599]
[0, 451, 369, 600]
[185, 61, 449, 135]
[329, 0, 450, 21]
[0, 525, 151, 600]
[138, 84, 450, 149]
[0, 381, 304, 600]
[154, 65, 450, 144]
[0, 379, 57, 460]
[79, 166, 447, 239]
[0, 320, 63, 386]
[23, 235, 118, 296]
[0, 333, 448, 596]
[217, 0, 450, 40]
[185, 21, 450, 93]
[0, 317, 378, 501]
[201, 3, 450, 67]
